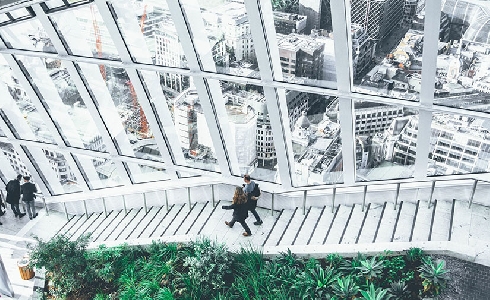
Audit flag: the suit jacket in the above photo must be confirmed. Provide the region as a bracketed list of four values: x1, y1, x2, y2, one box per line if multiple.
[5, 180, 21, 204]
[21, 182, 37, 202]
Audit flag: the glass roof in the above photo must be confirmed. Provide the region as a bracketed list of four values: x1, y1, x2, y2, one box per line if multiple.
[0, 0, 489, 197]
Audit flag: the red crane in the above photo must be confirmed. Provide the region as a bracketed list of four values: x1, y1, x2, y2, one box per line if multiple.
[90, 4, 106, 80]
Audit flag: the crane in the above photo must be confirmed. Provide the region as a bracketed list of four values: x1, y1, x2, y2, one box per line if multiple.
[90, 4, 106, 80]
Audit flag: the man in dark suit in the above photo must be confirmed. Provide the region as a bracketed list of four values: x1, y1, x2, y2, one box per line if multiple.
[6, 174, 25, 219]
[21, 176, 38, 220]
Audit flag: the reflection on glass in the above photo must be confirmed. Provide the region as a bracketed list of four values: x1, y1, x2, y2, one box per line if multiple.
[112, 1, 188, 68]
[433, 1, 490, 112]
[51, 4, 120, 60]
[132, 163, 171, 183]
[352, 0, 426, 101]
[271, 0, 335, 87]
[285, 91, 343, 186]
[428, 113, 490, 176]
[354, 100, 417, 181]
[42, 149, 83, 193]
[219, 81, 276, 181]
[9, 8, 32, 19]
[0, 19, 56, 53]
[194, 0, 260, 78]
[170, 86, 220, 172]
[44, 0, 65, 9]
[72, 153, 123, 189]
[0, 142, 29, 175]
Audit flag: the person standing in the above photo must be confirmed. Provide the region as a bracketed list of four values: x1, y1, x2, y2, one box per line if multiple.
[21, 176, 37, 220]
[222, 186, 252, 236]
[5, 175, 25, 219]
[243, 175, 262, 225]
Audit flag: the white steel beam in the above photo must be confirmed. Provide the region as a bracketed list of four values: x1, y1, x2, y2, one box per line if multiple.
[94, 0, 180, 179]
[331, 0, 356, 184]
[415, 0, 441, 179]
[166, 0, 240, 177]
[245, 0, 294, 187]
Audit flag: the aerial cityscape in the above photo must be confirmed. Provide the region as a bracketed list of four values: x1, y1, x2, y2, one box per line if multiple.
[1, 0, 490, 192]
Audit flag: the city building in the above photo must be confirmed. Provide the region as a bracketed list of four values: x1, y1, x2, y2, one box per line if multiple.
[273, 11, 307, 35]
[354, 102, 405, 136]
[299, 0, 322, 34]
[277, 33, 325, 80]
[351, 0, 405, 45]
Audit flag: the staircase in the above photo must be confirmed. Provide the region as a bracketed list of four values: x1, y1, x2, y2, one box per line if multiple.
[54, 198, 462, 250]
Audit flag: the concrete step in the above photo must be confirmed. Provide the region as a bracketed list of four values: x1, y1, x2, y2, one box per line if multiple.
[278, 207, 309, 246]
[93, 209, 128, 242]
[357, 202, 385, 244]
[88, 210, 119, 241]
[393, 201, 417, 242]
[411, 200, 433, 242]
[126, 206, 162, 240]
[341, 203, 369, 244]
[112, 208, 145, 241]
[451, 199, 471, 245]
[375, 201, 399, 242]
[325, 205, 353, 244]
[105, 208, 142, 241]
[293, 206, 324, 245]
[164, 203, 200, 236]
[430, 199, 452, 241]
[65, 213, 97, 239]
[53, 214, 77, 237]
[308, 205, 337, 245]
[263, 209, 295, 246]
[70, 212, 103, 241]
[184, 201, 214, 235]
[137, 205, 172, 239]
[151, 204, 186, 238]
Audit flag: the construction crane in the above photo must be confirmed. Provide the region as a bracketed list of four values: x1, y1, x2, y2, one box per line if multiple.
[126, 3, 149, 138]
[90, 4, 106, 80]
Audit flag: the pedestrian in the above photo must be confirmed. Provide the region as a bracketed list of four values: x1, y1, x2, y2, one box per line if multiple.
[5, 175, 25, 219]
[20, 176, 37, 220]
[222, 186, 252, 236]
[243, 174, 262, 225]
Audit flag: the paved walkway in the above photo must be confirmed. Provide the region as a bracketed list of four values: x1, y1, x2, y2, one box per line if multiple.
[1, 183, 490, 298]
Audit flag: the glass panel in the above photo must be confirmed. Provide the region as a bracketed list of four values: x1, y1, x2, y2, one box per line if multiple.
[0, 19, 56, 53]
[16, 55, 109, 152]
[9, 8, 31, 19]
[42, 149, 83, 193]
[166, 79, 220, 172]
[0, 142, 29, 176]
[428, 113, 490, 176]
[352, 0, 425, 101]
[0, 14, 10, 24]
[194, 0, 260, 78]
[51, 4, 120, 60]
[433, 1, 490, 113]
[111, 1, 188, 69]
[218, 81, 277, 181]
[271, 0, 335, 88]
[354, 100, 417, 181]
[0, 57, 56, 144]
[286, 91, 343, 186]
[72, 152, 123, 189]
[44, 0, 65, 9]
[132, 163, 171, 183]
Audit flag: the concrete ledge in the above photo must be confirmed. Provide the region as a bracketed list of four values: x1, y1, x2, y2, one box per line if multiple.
[263, 241, 477, 264]
[87, 235, 196, 249]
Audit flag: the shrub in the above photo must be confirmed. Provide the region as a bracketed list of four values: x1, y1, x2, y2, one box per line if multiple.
[28, 233, 92, 298]
[360, 283, 390, 300]
[356, 256, 384, 281]
[418, 257, 449, 297]
[332, 275, 359, 299]
[387, 281, 410, 299]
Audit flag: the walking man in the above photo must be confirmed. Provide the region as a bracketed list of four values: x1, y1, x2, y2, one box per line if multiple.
[6, 175, 25, 219]
[21, 176, 37, 220]
[243, 175, 263, 225]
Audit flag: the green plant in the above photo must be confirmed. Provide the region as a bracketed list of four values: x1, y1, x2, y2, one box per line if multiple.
[356, 256, 384, 281]
[405, 247, 424, 263]
[360, 283, 390, 300]
[325, 253, 344, 268]
[276, 248, 303, 269]
[382, 256, 408, 285]
[387, 281, 410, 299]
[28, 233, 92, 298]
[332, 276, 359, 299]
[418, 257, 449, 296]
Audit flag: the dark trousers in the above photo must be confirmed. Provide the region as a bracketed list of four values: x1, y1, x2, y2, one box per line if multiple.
[249, 208, 261, 222]
[10, 203, 21, 216]
[247, 194, 262, 222]
[229, 216, 251, 234]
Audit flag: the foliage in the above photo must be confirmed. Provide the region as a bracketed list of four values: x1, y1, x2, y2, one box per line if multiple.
[326, 253, 344, 269]
[271, 0, 299, 14]
[28, 233, 92, 298]
[356, 256, 384, 281]
[360, 283, 390, 300]
[382, 256, 413, 285]
[418, 257, 449, 297]
[332, 276, 359, 299]
[387, 281, 410, 300]
[406, 247, 425, 267]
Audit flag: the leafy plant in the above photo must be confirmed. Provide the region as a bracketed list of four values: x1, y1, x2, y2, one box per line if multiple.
[276, 248, 303, 269]
[325, 253, 344, 268]
[418, 257, 449, 296]
[405, 247, 425, 264]
[332, 276, 359, 299]
[356, 256, 384, 281]
[387, 281, 410, 300]
[360, 283, 390, 300]
[382, 256, 409, 285]
[28, 233, 92, 298]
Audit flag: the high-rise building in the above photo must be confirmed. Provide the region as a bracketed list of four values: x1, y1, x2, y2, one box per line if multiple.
[299, 0, 322, 34]
[273, 12, 307, 35]
[351, 0, 405, 45]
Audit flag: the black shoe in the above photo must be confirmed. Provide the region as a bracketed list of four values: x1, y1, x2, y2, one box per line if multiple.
[225, 221, 233, 228]
[253, 220, 263, 225]
[0, 222, 2, 225]
[33, 213, 38, 218]
[29, 217, 33, 220]
[243, 232, 251, 236]
[19, 213, 26, 218]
